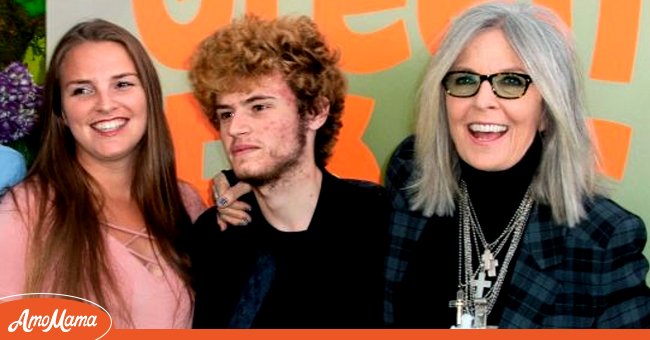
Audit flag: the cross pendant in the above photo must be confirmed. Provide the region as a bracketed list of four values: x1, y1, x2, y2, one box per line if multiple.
[448, 289, 465, 327]
[473, 298, 489, 328]
[481, 249, 499, 277]
[472, 270, 492, 299]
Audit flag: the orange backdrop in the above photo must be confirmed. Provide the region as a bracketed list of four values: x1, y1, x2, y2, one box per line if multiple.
[130, 0, 638, 204]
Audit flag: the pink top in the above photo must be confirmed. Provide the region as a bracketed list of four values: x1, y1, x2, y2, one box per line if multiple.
[0, 182, 206, 329]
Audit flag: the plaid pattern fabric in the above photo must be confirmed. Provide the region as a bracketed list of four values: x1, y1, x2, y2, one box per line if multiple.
[502, 199, 650, 328]
[384, 135, 650, 327]
[384, 135, 428, 324]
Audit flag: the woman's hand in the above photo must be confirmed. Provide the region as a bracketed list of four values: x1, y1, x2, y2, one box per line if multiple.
[212, 172, 253, 230]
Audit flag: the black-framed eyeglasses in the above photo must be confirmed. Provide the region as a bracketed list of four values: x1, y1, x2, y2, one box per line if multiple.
[442, 71, 533, 99]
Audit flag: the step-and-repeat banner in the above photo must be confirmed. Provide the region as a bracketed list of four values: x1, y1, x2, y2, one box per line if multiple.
[48, 0, 650, 275]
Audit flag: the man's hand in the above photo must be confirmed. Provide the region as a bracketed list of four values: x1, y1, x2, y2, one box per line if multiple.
[212, 172, 253, 230]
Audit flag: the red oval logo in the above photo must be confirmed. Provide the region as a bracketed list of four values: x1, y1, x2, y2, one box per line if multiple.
[0, 293, 112, 339]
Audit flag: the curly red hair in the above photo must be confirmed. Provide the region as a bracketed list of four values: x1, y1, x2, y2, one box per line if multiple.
[189, 15, 347, 167]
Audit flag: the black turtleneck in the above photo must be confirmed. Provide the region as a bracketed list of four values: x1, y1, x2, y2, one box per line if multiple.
[460, 135, 542, 242]
[394, 135, 542, 328]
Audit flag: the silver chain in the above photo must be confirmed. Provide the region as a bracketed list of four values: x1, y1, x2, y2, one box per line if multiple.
[457, 180, 534, 317]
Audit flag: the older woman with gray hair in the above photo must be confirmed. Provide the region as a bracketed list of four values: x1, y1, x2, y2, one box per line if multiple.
[388, 1, 650, 328]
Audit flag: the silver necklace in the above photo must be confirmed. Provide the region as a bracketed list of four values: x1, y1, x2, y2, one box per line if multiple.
[451, 180, 534, 328]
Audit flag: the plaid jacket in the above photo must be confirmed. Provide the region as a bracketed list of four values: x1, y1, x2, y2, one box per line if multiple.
[384, 135, 650, 328]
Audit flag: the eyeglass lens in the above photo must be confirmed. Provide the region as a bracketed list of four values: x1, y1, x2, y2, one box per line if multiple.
[443, 72, 531, 99]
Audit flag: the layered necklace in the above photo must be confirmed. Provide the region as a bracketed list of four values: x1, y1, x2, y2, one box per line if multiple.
[451, 179, 534, 328]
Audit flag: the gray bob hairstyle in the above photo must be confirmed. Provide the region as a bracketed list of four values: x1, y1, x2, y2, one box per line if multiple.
[409, 1, 600, 226]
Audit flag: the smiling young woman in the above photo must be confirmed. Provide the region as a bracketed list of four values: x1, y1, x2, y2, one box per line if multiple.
[0, 19, 206, 328]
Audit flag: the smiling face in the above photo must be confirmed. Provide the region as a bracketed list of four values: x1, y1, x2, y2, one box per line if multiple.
[446, 28, 545, 171]
[216, 73, 319, 186]
[59, 41, 147, 168]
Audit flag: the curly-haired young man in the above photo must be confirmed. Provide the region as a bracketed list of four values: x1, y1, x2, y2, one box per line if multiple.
[187, 15, 388, 328]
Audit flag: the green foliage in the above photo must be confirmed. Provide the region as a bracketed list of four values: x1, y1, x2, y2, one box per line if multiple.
[0, 0, 45, 68]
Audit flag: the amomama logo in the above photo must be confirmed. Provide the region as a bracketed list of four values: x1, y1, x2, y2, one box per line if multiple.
[0, 293, 112, 339]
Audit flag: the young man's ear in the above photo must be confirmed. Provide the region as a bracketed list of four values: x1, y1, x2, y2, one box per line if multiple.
[308, 97, 329, 130]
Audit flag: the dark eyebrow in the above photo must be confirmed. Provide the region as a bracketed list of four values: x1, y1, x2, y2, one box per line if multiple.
[242, 95, 276, 105]
[113, 72, 139, 80]
[63, 79, 92, 88]
[214, 104, 232, 110]
[215, 95, 276, 110]
[63, 72, 139, 88]
[448, 68, 527, 74]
